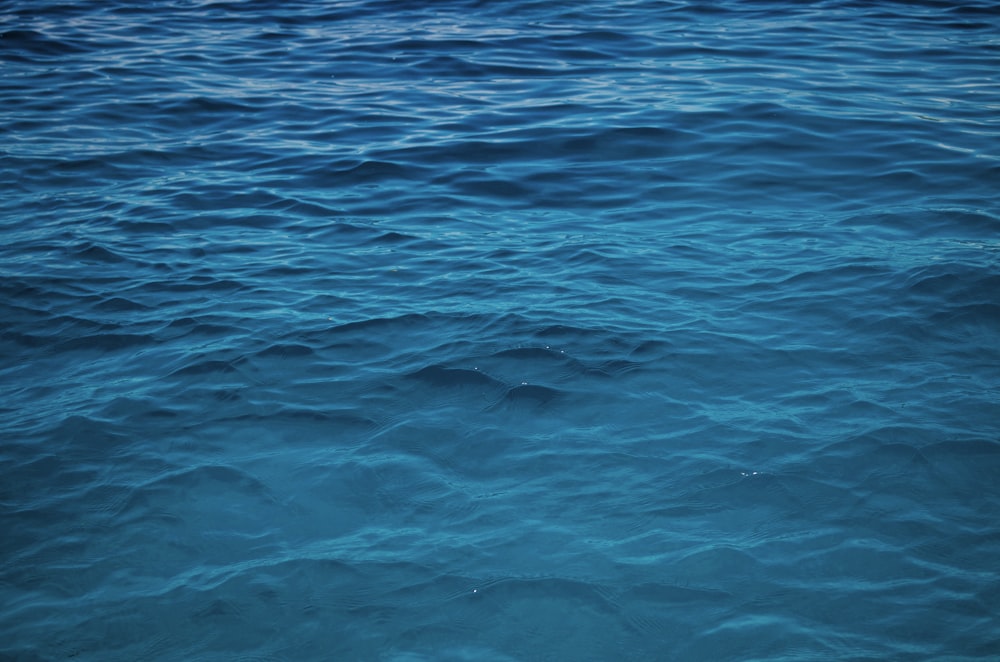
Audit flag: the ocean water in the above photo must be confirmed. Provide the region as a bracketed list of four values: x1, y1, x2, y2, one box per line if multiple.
[2, 0, 999, 659]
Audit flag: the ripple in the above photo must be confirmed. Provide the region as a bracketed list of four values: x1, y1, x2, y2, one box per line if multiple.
[3, 0, 1000, 659]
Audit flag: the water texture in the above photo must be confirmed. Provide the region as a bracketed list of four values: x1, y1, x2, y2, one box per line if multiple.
[2, 0, 999, 659]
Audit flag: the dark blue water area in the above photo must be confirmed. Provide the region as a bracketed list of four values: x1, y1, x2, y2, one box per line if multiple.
[2, 0, 1000, 659]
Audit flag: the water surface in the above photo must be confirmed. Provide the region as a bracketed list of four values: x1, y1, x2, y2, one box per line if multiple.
[2, 0, 999, 659]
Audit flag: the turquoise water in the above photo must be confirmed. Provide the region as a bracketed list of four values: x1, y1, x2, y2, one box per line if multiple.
[2, 1, 999, 659]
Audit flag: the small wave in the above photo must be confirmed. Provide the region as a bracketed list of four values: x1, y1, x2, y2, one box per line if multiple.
[168, 356, 247, 377]
[0, 28, 92, 58]
[491, 346, 567, 361]
[55, 332, 154, 352]
[69, 242, 126, 264]
[408, 365, 504, 389]
[492, 383, 561, 409]
[254, 343, 316, 359]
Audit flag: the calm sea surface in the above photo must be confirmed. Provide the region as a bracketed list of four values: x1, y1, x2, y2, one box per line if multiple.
[2, 0, 999, 659]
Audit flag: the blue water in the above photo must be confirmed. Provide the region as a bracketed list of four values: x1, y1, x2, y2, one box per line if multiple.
[2, 0, 999, 659]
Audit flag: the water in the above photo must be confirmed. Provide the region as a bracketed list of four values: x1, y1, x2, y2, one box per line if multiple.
[2, 0, 999, 659]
